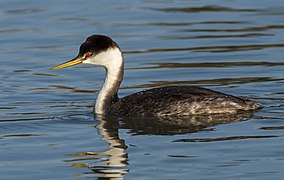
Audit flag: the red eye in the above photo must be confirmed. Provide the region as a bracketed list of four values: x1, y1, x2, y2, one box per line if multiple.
[85, 52, 93, 57]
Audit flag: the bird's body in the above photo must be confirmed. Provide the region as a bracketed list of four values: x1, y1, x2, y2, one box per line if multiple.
[52, 35, 261, 117]
[110, 86, 260, 117]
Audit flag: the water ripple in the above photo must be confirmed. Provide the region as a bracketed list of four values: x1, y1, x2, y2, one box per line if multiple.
[184, 25, 284, 32]
[148, 5, 261, 13]
[174, 135, 279, 142]
[0, 133, 45, 139]
[125, 43, 284, 53]
[130, 61, 284, 70]
[122, 77, 283, 89]
[4, 8, 45, 14]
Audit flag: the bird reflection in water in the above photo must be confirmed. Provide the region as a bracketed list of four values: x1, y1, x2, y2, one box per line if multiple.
[93, 115, 129, 178]
[66, 112, 254, 179]
[85, 115, 129, 179]
[120, 112, 254, 135]
[64, 114, 128, 179]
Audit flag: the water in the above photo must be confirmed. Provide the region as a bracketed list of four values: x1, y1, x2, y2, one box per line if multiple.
[1, 0, 284, 179]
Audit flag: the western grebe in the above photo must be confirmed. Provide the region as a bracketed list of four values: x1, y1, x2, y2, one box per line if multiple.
[51, 34, 261, 117]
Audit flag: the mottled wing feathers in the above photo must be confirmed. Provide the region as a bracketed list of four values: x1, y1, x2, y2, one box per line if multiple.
[110, 86, 260, 117]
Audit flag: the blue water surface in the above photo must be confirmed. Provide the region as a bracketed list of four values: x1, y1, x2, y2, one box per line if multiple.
[0, 0, 284, 179]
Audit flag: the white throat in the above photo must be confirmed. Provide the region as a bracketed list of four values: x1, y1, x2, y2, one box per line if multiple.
[83, 47, 124, 114]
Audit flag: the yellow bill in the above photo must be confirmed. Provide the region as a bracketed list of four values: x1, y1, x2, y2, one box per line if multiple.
[51, 58, 83, 70]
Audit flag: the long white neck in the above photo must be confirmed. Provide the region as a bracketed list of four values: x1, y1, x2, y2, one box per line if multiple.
[83, 47, 124, 115]
[95, 63, 123, 114]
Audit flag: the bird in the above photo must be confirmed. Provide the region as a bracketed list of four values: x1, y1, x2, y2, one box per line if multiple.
[51, 34, 261, 117]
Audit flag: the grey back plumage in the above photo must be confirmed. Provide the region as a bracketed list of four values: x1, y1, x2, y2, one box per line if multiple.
[109, 86, 261, 117]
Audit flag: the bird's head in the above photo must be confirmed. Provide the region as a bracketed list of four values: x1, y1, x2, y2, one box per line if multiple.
[51, 35, 122, 70]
